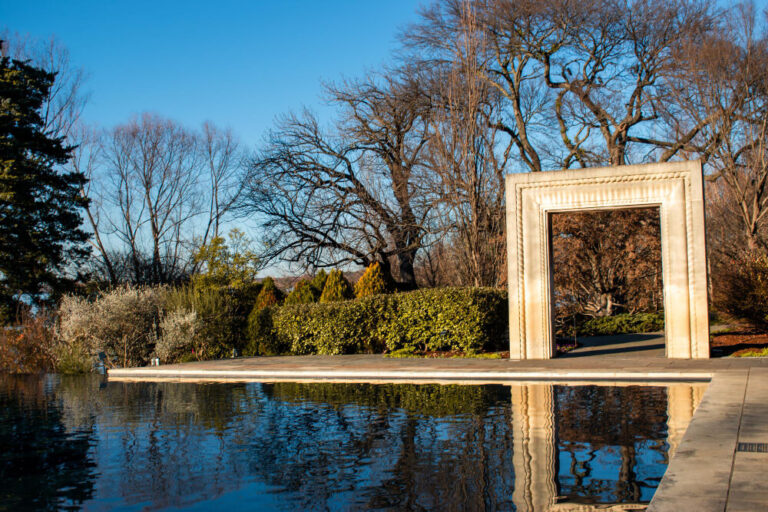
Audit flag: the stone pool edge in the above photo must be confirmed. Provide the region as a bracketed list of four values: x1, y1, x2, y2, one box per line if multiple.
[107, 367, 713, 383]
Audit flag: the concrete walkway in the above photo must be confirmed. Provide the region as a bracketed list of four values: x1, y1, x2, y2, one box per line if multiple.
[563, 332, 666, 358]
[108, 354, 768, 511]
[647, 368, 768, 511]
[109, 352, 766, 383]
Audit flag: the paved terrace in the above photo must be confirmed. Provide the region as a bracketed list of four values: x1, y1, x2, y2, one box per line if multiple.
[109, 348, 768, 512]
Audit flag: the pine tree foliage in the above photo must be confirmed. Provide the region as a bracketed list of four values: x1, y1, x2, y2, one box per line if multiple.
[310, 270, 328, 295]
[285, 279, 319, 305]
[354, 262, 390, 298]
[0, 55, 89, 315]
[253, 277, 284, 310]
[319, 269, 353, 303]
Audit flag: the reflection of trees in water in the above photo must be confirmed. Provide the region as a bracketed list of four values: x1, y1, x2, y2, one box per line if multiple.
[1, 377, 682, 510]
[554, 385, 669, 504]
[252, 383, 516, 511]
[0, 375, 96, 511]
[55, 378, 264, 509]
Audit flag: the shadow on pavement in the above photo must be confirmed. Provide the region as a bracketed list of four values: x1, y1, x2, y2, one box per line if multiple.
[559, 333, 666, 358]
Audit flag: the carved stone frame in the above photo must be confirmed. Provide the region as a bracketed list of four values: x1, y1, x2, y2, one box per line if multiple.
[505, 160, 709, 359]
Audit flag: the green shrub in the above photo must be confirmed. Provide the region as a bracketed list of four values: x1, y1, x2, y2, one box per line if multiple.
[254, 277, 284, 310]
[319, 270, 353, 302]
[310, 270, 328, 295]
[271, 296, 389, 355]
[181, 231, 263, 360]
[377, 288, 508, 353]
[354, 262, 390, 298]
[245, 306, 283, 356]
[165, 284, 249, 360]
[284, 279, 319, 305]
[258, 287, 507, 356]
[577, 312, 664, 336]
[192, 229, 261, 290]
[53, 340, 92, 374]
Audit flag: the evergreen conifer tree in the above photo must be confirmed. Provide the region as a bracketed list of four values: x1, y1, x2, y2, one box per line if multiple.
[354, 262, 390, 298]
[319, 269, 353, 302]
[285, 279, 319, 305]
[253, 277, 284, 310]
[310, 270, 328, 295]
[0, 55, 89, 317]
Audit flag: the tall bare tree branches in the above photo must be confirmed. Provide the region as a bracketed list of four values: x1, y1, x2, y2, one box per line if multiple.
[406, 0, 715, 170]
[242, 71, 433, 287]
[0, 30, 88, 141]
[73, 115, 246, 285]
[423, 2, 510, 286]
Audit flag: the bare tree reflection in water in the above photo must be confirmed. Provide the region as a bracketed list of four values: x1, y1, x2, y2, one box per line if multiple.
[0, 375, 96, 512]
[555, 386, 670, 504]
[0, 377, 705, 511]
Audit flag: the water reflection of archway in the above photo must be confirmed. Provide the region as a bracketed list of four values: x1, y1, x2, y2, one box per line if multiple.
[510, 383, 705, 512]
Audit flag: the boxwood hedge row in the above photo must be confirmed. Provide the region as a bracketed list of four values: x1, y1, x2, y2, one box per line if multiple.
[246, 287, 508, 356]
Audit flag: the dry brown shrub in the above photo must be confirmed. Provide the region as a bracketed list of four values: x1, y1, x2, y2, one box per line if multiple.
[0, 309, 56, 374]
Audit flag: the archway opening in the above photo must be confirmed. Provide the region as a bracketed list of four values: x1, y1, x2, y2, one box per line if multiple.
[549, 206, 665, 358]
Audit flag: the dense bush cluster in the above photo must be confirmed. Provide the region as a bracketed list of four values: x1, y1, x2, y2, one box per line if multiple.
[576, 313, 664, 337]
[249, 287, 508, 356]
[48, 278, 506, 371]
[57, 285, 166, 369]
[712, 251, 768, 328]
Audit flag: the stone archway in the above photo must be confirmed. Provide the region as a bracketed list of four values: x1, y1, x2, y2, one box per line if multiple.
[505, 160, 709, 359]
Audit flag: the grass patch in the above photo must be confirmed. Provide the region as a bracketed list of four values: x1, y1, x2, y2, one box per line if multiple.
[731, 347, 768, 357]
[384, 348, 505, 359]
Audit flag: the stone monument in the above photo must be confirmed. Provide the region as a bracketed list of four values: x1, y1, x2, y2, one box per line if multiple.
[505, 160, 709, 359]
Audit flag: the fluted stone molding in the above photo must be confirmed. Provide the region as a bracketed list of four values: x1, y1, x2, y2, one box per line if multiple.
[511, 384, 557, 512]
[505, 160, 710, 359]
[665, 383, 707, 459]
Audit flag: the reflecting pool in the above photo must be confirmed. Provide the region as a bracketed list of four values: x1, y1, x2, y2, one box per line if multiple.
[0, 376, 704, 511]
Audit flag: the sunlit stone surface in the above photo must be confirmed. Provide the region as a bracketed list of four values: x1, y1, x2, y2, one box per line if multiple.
[505, 160, 709, 359]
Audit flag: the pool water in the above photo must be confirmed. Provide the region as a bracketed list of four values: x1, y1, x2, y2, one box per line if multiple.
[0, 376, 704, 511]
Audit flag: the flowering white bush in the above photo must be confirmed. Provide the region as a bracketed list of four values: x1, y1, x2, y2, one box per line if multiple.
[156, 308, 199, 363]
[57, 285, 166, 368]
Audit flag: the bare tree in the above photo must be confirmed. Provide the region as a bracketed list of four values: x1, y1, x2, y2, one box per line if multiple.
[672, 3, 768, 254]
[78, 114, 246, 285]
[66, 125, 117, 283]
[0, 30, 88, 141]
[242, 70, 433, 288]
[407, 0, 714, 171]
[423, 1, 510, 286]
[199, 121, 244, 244]
[103, 114, 201, 283]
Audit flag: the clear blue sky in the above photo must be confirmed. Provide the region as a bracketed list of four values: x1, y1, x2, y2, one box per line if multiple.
[1, 0, 424, 146]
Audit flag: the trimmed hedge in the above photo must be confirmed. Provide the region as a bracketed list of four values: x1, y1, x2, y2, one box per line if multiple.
[577, 312, 664, 336]
[247, 287, 508, 356]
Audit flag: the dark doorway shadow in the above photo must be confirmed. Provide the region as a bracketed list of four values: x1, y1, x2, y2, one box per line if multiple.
[559, 333, 665, 358]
